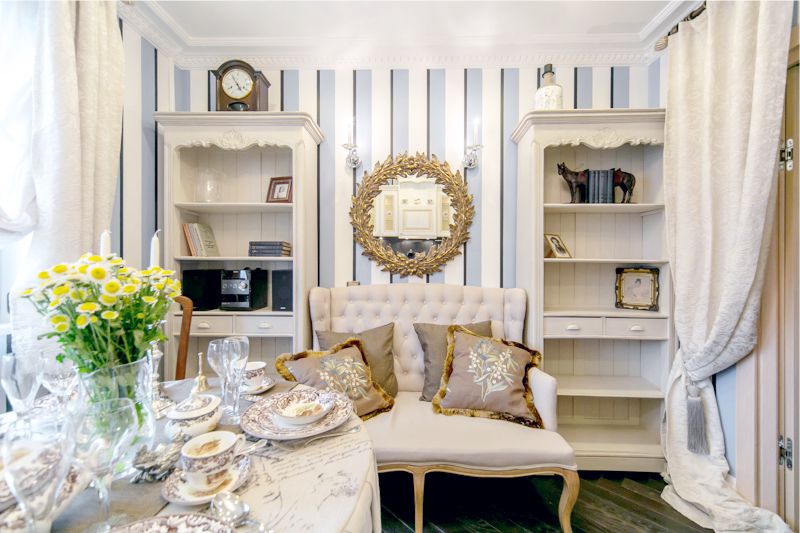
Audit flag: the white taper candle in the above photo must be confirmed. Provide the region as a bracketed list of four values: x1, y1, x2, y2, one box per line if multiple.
[149, 229, 161, 267]
[99, 230, 111, 257]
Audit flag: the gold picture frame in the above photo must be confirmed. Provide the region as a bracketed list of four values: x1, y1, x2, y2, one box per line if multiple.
[544, 234, 571, 258]
[615, 267, 659, 311]
[350, 153, 474, 277]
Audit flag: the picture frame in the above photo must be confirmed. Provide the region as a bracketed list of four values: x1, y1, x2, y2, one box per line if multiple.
[266, 176, 293, 203]
[544, 233, 572, 258]
[615, 267, 659, 311]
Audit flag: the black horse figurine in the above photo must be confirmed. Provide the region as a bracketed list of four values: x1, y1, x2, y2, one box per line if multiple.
[557, 162, 589, 203]
[613, 168, 636, 203]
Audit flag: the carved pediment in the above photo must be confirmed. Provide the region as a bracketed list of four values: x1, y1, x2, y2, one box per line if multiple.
[552, 128, 660, 149]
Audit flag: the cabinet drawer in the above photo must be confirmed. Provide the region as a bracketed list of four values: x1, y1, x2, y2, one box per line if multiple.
[235, 316, 294, 336]
[543, 317, 603, 337]
[605, 318, 668, 338]
[190, 316, 233, 335]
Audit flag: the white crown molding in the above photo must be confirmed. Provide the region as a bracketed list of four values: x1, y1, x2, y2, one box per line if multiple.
[119, 1, 695, 69]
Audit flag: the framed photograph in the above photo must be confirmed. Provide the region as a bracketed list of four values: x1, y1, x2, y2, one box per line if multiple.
[266, 176, 293, 203]
[615, 267, 659, 311]
[544, 233, 571, 258]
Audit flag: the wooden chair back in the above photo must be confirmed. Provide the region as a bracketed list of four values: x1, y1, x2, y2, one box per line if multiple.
[173, 295, 193, 380]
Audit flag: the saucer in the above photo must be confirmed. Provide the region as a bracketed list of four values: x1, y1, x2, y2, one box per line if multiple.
[242, 377, 276, 395]
[162, 455, 250, 506]
[111, 513, 233, 533]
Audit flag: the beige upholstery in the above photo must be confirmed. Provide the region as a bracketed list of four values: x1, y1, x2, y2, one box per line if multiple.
[366, 391, 575, 469]
[309, 284, 579, 532]
[309, 284, 526, 392]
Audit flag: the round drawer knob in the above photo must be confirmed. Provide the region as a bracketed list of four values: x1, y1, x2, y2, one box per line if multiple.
[565, 324, 581, 331]
[197, 322, 211, 330]
[629, 325, 645, 332]
[258, 322, 272, 329]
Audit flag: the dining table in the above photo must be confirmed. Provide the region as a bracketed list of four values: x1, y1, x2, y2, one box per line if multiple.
[46, 378, 382, 532]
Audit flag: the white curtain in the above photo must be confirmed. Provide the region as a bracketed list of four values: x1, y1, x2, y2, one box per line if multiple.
[662, 2, 793, 530]
[8, 1, 123, 332]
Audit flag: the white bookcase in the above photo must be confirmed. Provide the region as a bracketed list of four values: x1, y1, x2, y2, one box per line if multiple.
[512, 109, 672, 472]
[156, 112, 323, 380]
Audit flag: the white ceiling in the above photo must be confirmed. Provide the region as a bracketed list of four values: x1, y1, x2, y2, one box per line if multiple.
[120, 1, 694, 68]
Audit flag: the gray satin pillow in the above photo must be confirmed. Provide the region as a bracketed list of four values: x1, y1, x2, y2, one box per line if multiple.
[316, 323, 398, 397]
[414, 320, 493, 401]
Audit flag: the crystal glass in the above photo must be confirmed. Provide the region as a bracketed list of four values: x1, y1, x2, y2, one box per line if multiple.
[196, 168, 222, 202]
[222, 337, 249, 423]
[38, 350, 79, 413]
[207, 337, 249, 423]
[74, 398, 138, 533]
[0, 353, 40, 417]
[2, 411, 75, 533]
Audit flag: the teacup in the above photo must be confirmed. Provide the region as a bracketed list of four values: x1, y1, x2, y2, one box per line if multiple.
[180, 431, 244, 491]
[243, 361, 268, 389]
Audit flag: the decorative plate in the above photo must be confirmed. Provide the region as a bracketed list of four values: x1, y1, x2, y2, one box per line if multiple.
[111, 513, 233, 533]
[167, 394, 221, 420]
[270, 391, 336, 426]
[0, 467, 91, 530]
[162, 455, 250, 506]
[240, 390, 353, 441]
[242, 377, 276, 395]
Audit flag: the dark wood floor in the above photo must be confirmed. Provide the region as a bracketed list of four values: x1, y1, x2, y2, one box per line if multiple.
[379, 471, 712, 533]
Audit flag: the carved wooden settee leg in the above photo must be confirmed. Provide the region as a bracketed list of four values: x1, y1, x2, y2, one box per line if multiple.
[412, 468, 426, 533]
[558, 469, 580, 533]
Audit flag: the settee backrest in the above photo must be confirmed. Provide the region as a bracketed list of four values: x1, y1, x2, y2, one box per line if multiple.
[309, 284, 527, 393]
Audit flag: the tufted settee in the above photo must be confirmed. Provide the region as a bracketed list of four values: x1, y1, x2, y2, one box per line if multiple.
[309, 284, 579, 532]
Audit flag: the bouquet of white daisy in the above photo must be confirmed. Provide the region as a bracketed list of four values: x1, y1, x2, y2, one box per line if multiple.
[20, 253, 181, 373]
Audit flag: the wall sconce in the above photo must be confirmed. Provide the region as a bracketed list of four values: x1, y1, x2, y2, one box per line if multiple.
[462, 118, 482, 169]
[343, 118, 362, 169]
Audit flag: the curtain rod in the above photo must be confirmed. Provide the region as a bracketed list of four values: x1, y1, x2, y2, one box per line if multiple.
[654, 2, 707, 51]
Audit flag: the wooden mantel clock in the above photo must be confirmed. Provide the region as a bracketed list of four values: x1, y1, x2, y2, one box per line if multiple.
[212, 60, 270, 111]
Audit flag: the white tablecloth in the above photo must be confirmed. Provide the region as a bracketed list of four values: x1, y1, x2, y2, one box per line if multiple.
[52, 379, 382, 532]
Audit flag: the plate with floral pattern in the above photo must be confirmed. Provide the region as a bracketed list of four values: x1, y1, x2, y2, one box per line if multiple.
[111, 513, 233, 532]
[240, 390, 353, 441]
[161, 455, 250, 506]
[0, 467, 92, 530]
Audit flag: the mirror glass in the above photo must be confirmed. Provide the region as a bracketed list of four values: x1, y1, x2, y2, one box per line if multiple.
[371, 176, 453, 259]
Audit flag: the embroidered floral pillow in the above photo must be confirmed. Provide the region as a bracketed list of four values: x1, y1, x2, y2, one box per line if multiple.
[275, 338, 393, 420]
[432, 326, 543, 428]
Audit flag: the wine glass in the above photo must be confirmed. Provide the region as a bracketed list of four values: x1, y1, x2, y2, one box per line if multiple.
[2, 410, 75, 533]
[74, 398, 138, 533]
[221, 336, 249, 423]
[0, 353, 40, 417]
[38, 350, 79, 413]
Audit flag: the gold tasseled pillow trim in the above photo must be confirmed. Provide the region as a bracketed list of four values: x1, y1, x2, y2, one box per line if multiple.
[274, 337, 394, 421]
[431, 325, 544, 429]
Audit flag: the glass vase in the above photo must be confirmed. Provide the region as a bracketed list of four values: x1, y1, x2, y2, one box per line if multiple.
[80, 357, 156, 473]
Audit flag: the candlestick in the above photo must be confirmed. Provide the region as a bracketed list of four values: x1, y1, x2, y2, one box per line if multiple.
[99, 230, 111, 257]
[149, 229, 161, 268]
[346, 117, 354, 145]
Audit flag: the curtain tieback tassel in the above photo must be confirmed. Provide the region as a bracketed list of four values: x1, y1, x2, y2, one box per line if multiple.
[686, 382, 709, 455]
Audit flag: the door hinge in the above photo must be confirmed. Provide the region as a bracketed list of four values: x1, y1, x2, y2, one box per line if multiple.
[780, 138, 794, 171]
[779, 435, 793, 470]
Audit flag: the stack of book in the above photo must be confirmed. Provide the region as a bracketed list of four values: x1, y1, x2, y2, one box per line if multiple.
[248, 241, 292, 257]
[182, 223, 221, 257]
[586, 169, 615, 204]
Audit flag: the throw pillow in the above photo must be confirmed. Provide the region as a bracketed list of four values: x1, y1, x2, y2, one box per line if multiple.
[316, 323, 397, 396]
[275, 338, 394, 420]
[432, 325, 543, 428]
[414, 320, 493, 401]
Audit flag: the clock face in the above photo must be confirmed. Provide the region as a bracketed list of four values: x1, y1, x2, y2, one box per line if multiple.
[221, 68, 254, 99]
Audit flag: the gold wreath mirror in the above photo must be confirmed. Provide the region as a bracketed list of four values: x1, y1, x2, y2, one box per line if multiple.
[350, 152, 474, 277]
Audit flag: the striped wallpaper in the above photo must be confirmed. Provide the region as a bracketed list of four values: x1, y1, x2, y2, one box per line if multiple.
[124, 24, 668, 291]
[183, 63, 664, 289]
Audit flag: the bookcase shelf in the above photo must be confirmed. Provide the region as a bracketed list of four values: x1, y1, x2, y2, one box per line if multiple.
[157, 112, 321, 381]
[514, 109, 672, 473]
[555, 375, 663, 399]
[544, 203, 664, 214]
[175, 202, 293, 214]
[174, 256, 294, 263]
